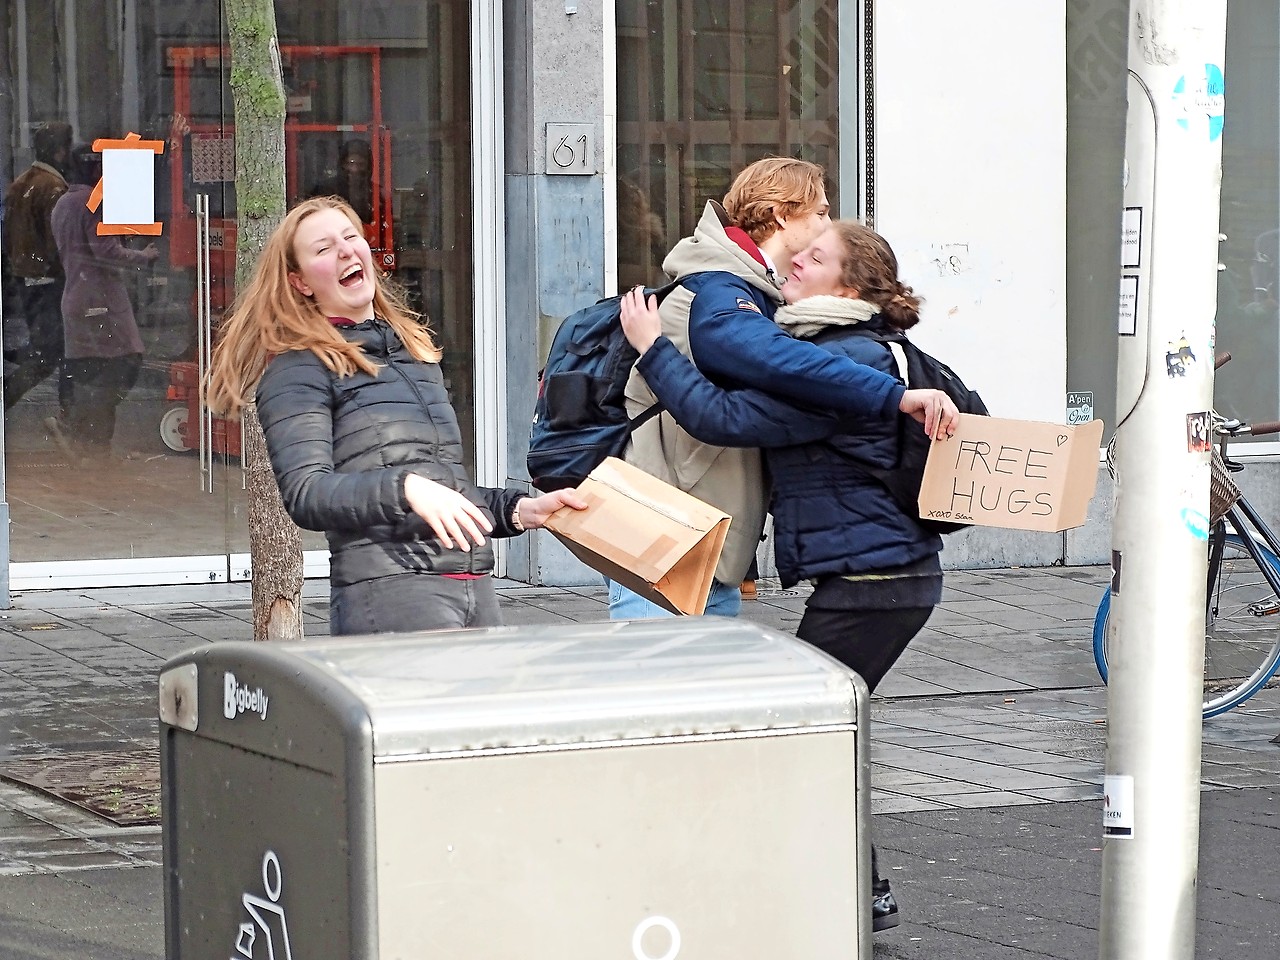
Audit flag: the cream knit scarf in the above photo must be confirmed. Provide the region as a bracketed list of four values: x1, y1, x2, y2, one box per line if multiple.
[772, 294, 880, 339]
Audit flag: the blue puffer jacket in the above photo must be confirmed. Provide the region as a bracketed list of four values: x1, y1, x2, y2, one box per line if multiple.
[634, 312, 942, 588]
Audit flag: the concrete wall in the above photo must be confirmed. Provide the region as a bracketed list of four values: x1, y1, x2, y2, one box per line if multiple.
[503, 0, 613, 585]
[874, 1, 1069, 424]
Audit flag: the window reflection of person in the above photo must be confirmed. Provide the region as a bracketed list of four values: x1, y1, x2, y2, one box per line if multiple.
[48, 144, 159, 461]
[308, 140, 374, 223]
[3, 120, 73, 413]
[616, 177, 665, 291]
[1250, 227, 1279, 305]
[1216, 224, 1280, 422]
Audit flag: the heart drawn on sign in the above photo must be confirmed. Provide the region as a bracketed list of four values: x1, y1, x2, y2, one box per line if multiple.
[1056, 434, 1069, 446]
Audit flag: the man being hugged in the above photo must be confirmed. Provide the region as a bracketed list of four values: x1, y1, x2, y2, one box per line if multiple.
[613, 157, 957, 619]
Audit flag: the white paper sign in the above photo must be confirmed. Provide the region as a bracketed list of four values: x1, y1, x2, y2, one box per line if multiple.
[102, 149, 156, 225]
[1121, 206, 1143, 268]
[1118, 275, 1139, 337]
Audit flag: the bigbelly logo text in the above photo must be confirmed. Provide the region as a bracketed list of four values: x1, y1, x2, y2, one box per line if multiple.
[223, 672, 270, 720]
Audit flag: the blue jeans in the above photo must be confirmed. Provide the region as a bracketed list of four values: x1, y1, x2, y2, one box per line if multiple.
[606, 578, 742, 620]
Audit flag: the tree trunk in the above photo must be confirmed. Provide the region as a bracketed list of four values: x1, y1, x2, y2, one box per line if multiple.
[225, 0, 304, 641]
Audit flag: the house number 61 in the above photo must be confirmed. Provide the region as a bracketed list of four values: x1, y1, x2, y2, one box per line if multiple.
[552, 134, 587, 169]
[545, 122, 595, 175]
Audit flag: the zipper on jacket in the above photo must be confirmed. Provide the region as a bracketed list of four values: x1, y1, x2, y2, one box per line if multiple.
[374, 319, 483, 574]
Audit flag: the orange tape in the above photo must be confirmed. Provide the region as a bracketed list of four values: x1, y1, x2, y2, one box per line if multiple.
[92, 132, 165, 154]
[96, 222, 163, 236]
[633, 535, 679, 578]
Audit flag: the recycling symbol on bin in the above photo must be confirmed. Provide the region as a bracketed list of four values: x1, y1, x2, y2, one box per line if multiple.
[233, 850, 293, 960]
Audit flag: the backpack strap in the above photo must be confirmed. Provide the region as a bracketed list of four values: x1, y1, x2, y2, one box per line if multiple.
[628, 277, 689, 426]
[645, 277, 685, 301]
[810, 324, 912, 384]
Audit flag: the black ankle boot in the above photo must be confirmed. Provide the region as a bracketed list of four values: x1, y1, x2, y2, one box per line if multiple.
[872, 879, 899, 932]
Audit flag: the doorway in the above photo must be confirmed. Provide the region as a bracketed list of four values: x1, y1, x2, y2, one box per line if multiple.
[1, 0, 477, 589]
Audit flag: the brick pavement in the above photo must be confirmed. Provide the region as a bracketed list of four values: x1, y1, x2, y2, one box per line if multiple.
[0, 567, 1277, 957]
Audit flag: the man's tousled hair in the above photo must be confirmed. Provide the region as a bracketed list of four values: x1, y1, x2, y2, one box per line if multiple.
[722, 157, 827, 244]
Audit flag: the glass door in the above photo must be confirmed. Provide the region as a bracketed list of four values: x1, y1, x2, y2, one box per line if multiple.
[1, 0, 256, 587]
[1, 0, 476, 589]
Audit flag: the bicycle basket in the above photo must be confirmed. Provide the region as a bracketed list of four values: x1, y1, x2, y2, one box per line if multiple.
[1107, 436, 1241, 524]
[1209, 452, 1242, 524]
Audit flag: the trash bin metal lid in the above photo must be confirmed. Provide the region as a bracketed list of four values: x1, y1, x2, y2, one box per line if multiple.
[281, 620, 860, 759]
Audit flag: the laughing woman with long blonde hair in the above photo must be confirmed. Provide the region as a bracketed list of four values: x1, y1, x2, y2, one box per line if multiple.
[205, 197, 583, 634]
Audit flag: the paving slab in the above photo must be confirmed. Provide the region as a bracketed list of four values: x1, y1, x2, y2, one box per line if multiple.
[0, 566, 1274, 958]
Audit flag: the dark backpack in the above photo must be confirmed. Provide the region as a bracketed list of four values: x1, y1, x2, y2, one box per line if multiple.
[817, 326, 989, 535]
[527, 279, 683, 492]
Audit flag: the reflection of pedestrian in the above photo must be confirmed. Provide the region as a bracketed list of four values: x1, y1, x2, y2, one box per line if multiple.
[3, 121, 73, 412]
[308, 140, 373, 223]
[49, 144, 159, 458]
[1250, 228, 1279, 303]
[617, 176, 665, 290]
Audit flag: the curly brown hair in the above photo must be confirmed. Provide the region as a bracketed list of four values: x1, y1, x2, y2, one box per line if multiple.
[204, 197, 441, 417]
[828, 220, 923, 330]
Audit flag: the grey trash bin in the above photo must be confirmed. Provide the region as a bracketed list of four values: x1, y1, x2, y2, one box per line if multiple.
[159, 619, 871, 959]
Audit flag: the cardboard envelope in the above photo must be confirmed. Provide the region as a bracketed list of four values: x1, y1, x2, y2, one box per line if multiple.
[919, 414, 1105, 532]
[543, 457, 732, 615]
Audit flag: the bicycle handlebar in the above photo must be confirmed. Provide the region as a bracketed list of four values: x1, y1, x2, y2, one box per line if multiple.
[1208, 354, 1277, 437]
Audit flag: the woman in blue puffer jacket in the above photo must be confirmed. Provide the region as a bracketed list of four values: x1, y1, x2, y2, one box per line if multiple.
[622, 220, 949, 932]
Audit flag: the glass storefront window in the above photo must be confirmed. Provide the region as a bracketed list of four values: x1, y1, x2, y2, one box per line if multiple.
[1215, 2, 1279, 431]
[1068, 0, 1280, 443]
[0, 0, 473, 574]
[615, 0, 842, 290]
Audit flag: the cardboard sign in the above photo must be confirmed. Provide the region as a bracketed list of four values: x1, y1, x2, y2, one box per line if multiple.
[544, 458, 731, 615]
[919, 415, 1104, 532]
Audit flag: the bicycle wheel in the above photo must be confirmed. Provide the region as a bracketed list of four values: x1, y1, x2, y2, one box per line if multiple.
[1093, 534, 1280, 717]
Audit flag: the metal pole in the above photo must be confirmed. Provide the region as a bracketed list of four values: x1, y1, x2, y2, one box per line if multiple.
[1100, 2, 1226, 958]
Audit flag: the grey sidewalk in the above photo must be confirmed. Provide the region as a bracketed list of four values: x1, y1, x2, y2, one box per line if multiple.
[0, 566, 1278, 958]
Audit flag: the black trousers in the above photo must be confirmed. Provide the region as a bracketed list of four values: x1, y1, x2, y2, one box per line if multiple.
[4, 280, 70, 411]
[797, 598, 934, 693]
[797, 577, 936, 887]
[64, 354, 142, 448]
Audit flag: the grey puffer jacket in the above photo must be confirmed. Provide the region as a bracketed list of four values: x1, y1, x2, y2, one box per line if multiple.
[255, 317, 525, 587]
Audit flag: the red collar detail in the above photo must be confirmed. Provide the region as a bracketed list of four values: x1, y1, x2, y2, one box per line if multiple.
[328, 316, 358, 327]
[724, 226, 767, 268]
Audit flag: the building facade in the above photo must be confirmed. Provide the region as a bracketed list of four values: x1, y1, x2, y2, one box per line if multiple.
[0, 0, 1276, 598]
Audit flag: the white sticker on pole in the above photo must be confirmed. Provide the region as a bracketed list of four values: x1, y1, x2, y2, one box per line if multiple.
[1103, 774, 1134, 839]
[1121, 206, 1142, 269]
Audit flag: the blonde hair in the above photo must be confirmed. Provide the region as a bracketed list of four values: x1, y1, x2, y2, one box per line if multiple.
[828, 220, 923, 330]
[722, 157, 827, 244]
[204, 197, 441, 417]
